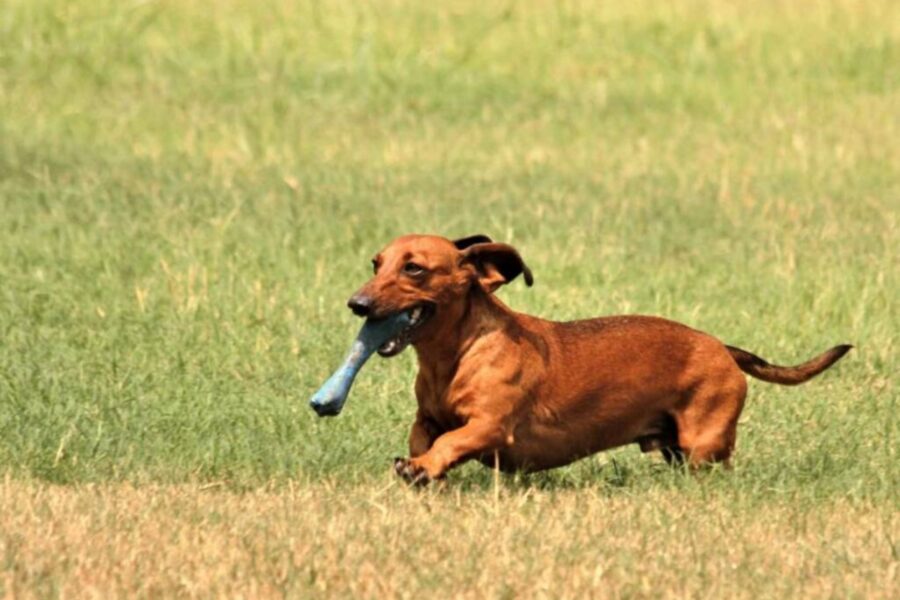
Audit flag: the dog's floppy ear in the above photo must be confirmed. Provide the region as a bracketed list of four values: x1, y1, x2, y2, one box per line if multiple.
[453, 234, 493, 250]
[460, 242, 533, 293]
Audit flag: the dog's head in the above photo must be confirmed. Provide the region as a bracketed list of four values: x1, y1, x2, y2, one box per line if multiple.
[347, 234, 533, 357]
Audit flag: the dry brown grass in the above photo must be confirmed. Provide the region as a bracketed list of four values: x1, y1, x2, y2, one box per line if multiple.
[1, 478, 896, 599]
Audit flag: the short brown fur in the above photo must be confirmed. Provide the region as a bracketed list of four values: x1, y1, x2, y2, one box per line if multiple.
[348, 234, 851, 484]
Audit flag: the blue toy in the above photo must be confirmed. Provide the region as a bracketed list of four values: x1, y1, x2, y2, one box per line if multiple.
[309, 312, 413, 416]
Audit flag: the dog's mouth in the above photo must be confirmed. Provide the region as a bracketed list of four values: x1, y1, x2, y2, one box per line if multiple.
[376, 304, 435, 357]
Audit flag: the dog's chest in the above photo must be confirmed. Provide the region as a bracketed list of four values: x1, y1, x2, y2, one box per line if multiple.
[413, 368, 468, 427]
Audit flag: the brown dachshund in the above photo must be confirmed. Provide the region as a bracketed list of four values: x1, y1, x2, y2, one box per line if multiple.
[346, 234, 851, 484]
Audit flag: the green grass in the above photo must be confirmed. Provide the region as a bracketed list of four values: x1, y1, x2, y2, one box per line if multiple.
[0, 0, 898, 596]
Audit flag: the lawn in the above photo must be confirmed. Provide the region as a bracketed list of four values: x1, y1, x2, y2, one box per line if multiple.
[0, 0, 897, 597]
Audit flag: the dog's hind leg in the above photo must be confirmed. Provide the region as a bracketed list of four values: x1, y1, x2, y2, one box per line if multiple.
[636, 413, 683, 465]
[674, 374, 747, 468]
[660, 446, 685, 465]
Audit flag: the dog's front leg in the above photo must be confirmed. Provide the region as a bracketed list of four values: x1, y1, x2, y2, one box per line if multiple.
[408, 412, 440, 457]
[395, 419, 505, 484]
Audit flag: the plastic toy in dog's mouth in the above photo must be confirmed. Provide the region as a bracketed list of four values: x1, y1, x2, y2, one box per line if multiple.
[309, 305, 433, 417]
[376, 304, 433, 357]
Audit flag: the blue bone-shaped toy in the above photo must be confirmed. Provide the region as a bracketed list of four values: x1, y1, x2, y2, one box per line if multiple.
[309, 311, 413, 416]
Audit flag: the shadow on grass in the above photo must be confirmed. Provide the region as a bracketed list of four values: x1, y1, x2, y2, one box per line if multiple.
[441, 454, 707, 495]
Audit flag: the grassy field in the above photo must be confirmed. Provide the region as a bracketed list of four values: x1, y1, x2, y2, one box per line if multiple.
[1, 0, 898, 596]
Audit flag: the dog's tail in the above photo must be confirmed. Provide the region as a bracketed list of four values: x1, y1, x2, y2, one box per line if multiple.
[725, 344, 852, 386]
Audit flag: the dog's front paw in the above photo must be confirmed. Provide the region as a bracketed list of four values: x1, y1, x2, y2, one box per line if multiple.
[393, 457, 431, 486]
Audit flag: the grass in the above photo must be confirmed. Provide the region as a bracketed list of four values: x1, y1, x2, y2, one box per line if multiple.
[0, 0, 897, 596]
[1, 478, 896, 598]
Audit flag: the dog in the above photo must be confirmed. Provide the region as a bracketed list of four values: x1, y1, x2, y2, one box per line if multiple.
[344, 234, 851, 484]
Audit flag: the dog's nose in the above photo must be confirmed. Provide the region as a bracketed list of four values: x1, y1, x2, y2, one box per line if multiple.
[347, 294, 374, 317]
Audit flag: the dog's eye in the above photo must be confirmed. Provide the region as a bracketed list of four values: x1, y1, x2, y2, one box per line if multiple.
[403, 262, 425, 276]
[371, 259, 379, 274]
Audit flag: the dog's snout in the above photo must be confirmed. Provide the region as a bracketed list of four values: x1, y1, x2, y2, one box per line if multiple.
[347, 294, 374, 317]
